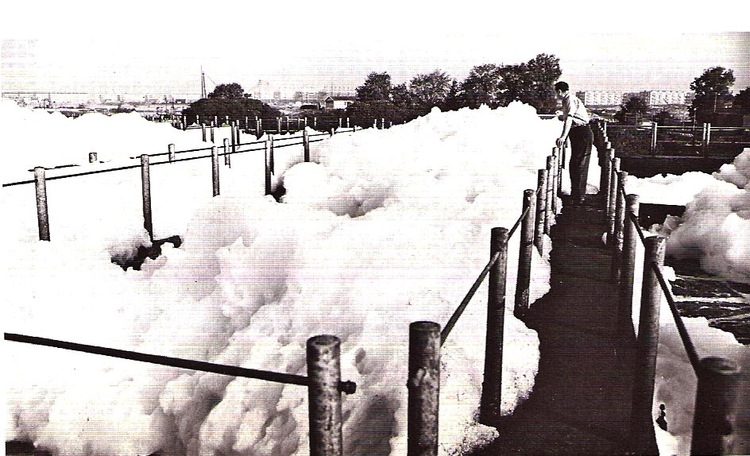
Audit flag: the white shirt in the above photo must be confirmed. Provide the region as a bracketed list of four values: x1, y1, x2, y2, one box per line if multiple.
[562, 94, 590, 126]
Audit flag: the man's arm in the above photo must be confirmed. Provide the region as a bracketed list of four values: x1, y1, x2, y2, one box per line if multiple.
[556, 113, 572, 148]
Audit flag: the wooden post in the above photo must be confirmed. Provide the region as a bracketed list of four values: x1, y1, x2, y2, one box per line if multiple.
[545, 156, 554, 234]
[210, 124, 215, 143]
[277, 117, 282, 134]
[408, 321, 441, 456]
[630, 236, 666, 452]
[607, 157, 620, 242]
[479, 227, 508, 426]
[611, 171, 628, 282]
[303, 129, 310, 162]
[314, 117, 318, 130]
[553, 146, 563, 203]
[346, 117, 350, 128]
[269, 136, 275, 174]
[550, 153, 559, 214]
[264, 139, 272, 196]
[223, 138, 231, 167]
[534, 169, 547, 254]
[691, 357, 741, 455]
[307, 335, 344, 456]
[33, 167, 50, 241]
[515, 189, 536, 319]
[373, 119, 377, 129]
[600, 144, 613, 199]
[201, 124, 207, 142]
[381, 118, 385, 129]
[168, 144, 175, 163]
[88, 152, 98, 163]
[140, 155, 153, 242]
[256, 118, 262, 139]
[211, 146, 220, 197]
[650, 122, 658, 154]
[338, 117, 342, 129]
[618, 194, 639, 338]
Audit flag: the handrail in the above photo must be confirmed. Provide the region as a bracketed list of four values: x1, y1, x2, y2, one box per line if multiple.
[619, 178, 699, 373]
[440, 165, 546, 345]
[440, 250, 501, 344]
[2, 132, 329, 188]
[4, 332, 356, 393]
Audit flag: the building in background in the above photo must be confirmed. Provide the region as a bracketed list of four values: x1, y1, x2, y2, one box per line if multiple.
[576, 90, 624, 106]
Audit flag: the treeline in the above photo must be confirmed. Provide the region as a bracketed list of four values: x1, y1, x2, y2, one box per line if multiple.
[182, 54, 563, 130]
[347, 53, 562, 127]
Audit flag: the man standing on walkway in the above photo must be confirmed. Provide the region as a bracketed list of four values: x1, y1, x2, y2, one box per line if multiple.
[555, 81, 593, 204]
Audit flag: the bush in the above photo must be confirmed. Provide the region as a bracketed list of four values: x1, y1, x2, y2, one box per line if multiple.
[183, 98, 281, 126]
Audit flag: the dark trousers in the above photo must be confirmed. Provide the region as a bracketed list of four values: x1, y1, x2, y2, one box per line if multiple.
[568, 124, 593, 200]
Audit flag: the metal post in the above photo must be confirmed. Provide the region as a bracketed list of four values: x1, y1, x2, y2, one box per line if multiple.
[210, 124, 215, 143]
[33, 167, 50, 241]
[88, 152, 98, 163]
[611, 171, 628, 282]
[618, 194, 639, 338]
[408, 321, 441, 456]
[140, 155, 153, 242]
[303, 129, 310, 162]
[201, 124, 207, 142]
[515, 189, 536, 319]
[630, 236, 666, 452]
[691, 357, 741, 455]
[168, 143, 175, 163]
[479, 227, 508, 426]
[211, 146, 220, 197]
[534, 169, 547, 254]
[307, 335, 344, 456]
[277, 117, 282, 134]
[650, 122, 658, 154]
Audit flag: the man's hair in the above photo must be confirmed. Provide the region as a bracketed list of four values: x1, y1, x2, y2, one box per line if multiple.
[554, 81, 569, 92]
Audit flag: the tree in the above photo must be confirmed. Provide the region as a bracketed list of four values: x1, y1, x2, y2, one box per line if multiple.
[514, 53, 562, 114]
[732, 87, 750, 113]
[409, 70, 452, 108]
[184, 81, 282, 125]
[689, 67, 735, 123]
[653, 109, 675, 126]
[615, 96, 649, 124]
[459, 64, 503, 108]
[457, 54, 561, 113]
[442, 80, 462, 112]
[390, 83, 413, 108]
[356, 72, 392, 102]
[208, 83, 245, 99]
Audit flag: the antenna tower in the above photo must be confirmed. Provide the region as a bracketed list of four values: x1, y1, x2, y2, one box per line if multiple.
[201, 67, 207, 99]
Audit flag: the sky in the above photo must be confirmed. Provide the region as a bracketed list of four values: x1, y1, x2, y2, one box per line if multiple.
[1, 1, 749, 100]
[2, 99, 749, 455]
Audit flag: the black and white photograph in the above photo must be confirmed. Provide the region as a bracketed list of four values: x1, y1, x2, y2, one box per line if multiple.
[2, 3, 749, 455]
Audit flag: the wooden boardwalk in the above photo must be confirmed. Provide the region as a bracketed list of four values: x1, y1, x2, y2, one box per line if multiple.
[468, 194, 659, 455]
